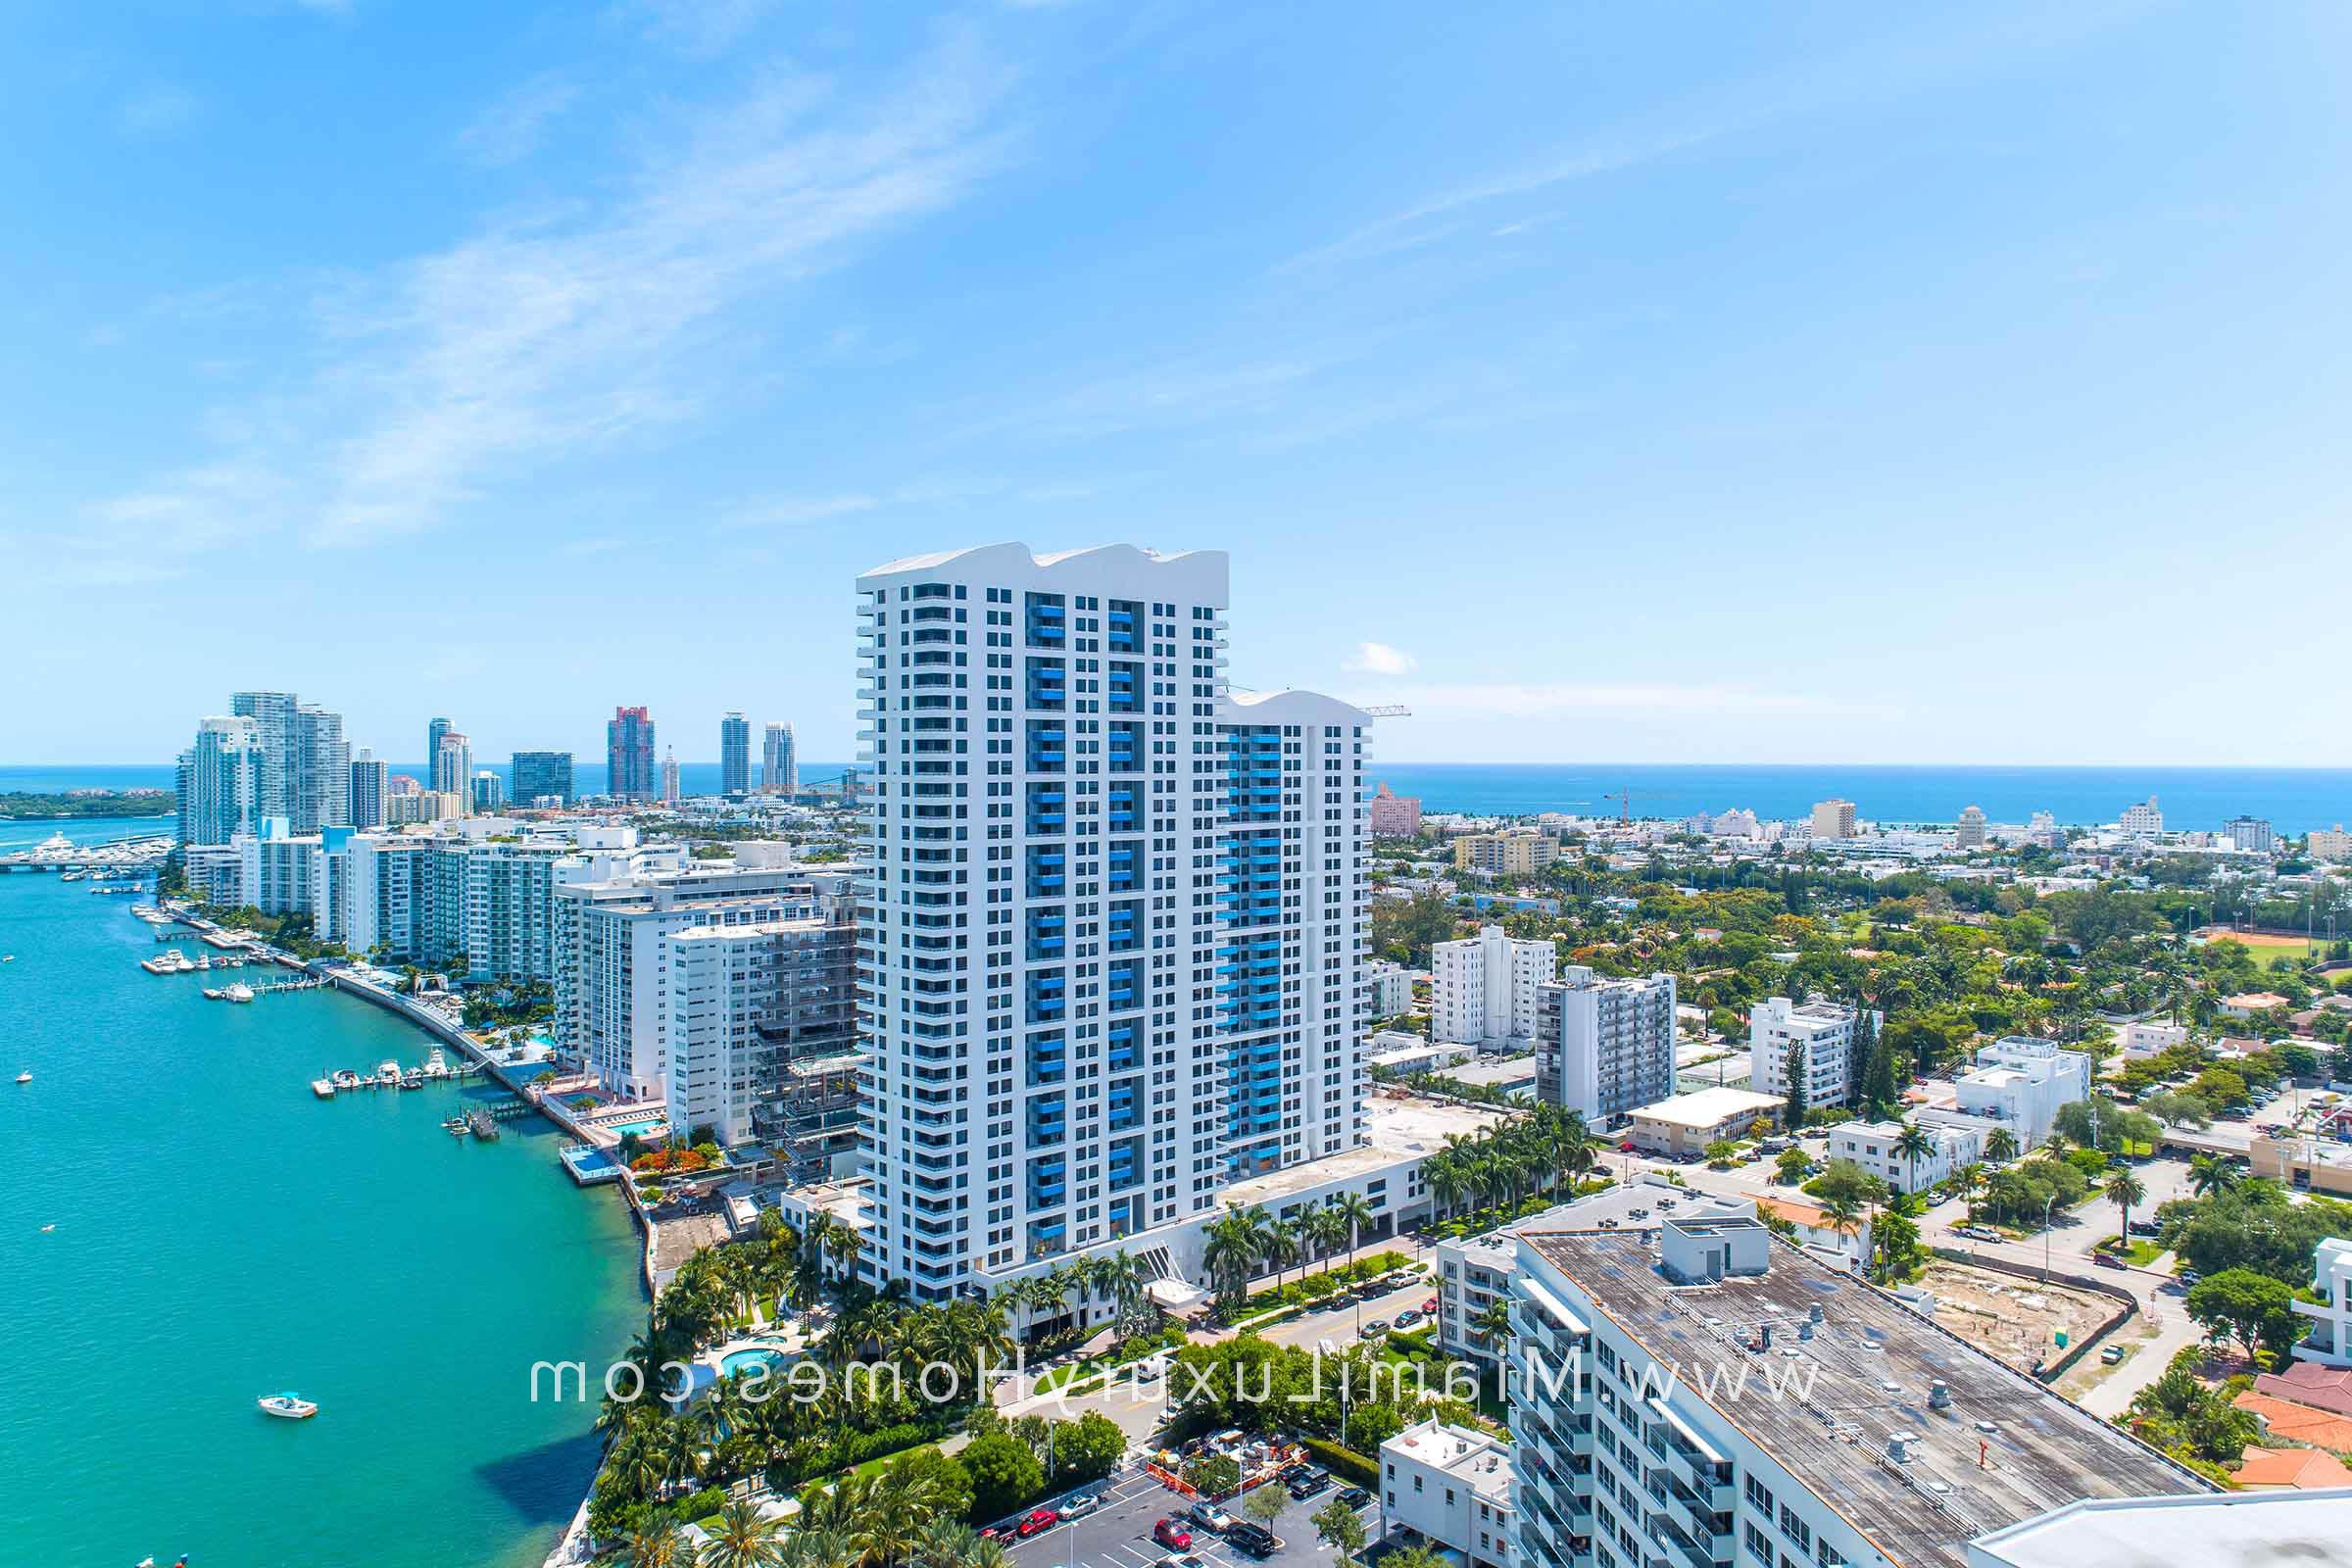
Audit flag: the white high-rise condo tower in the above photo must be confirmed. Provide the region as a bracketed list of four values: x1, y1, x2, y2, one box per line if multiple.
[762, 722, 798, 795]
[856, 543, 1370, 1301]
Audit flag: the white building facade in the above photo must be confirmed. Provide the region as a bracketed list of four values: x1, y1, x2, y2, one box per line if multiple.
[1749, 996, 1864, 1109]
[855, 543, 1369, 1301]
[1381, 1418, 1514, 1568]
[1955, 1036, 2091, 1150]
[1433, 924, 1555, 1050]
[1828, 1118, 1984, 1195]
[1537, 965, 1677, 1123]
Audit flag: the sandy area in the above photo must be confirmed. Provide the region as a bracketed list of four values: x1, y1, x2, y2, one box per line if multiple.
[1920, 1261, 2118, 1373]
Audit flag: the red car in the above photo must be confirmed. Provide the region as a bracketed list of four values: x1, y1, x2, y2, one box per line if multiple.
[1420, 1297, 1439, 1315]
[2091, 1251, 2126, 1269]
[1019, 1509, 1061, 1538]
[1154, 1519, 1194, 1550]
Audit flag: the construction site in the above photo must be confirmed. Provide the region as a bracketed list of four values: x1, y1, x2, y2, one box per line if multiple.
[1920, 1259, 2120, 1373]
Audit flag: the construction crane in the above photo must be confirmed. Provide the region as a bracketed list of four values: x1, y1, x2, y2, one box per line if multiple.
[1600, 787, 1656, 825]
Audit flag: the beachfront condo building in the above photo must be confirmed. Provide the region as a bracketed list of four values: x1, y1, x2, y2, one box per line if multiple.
[1504, 1215, 2211, 1568]
[1452, 828, 1559, 876]
[1368, 781, 1422, 838]
[1810, 797, 1856, 839]
[428, 716, 453, 771]
[2120, 795, 2164, 837]
[1750, 995, 1865, 1108]
[1432, 924, 1556, 1050]
[608, 706, 657, 801]
[1536, 964, 1677, 1123]
[512, 751, 574, 808]
[855, 542, 1369, 1300]
[432, 730, 471, 799]
[663, 887, 858, 1152]
[350, 748, 389, 829]
[175, 714, 264, 846]
[720, 711, 752, 795]
[227, 690, 350, 833]
[762, 721, 797, 795]
[552, 860, 843, 1101]
[470, 771, 505, 813]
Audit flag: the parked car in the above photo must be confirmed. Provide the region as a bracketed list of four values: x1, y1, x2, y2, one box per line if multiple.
[1154, 1520, 1193, 1551]
[1337, 1486, 1373, 1509]
[1018, 1508, 1061, 1538]
[1160, 1556, 1207, 1568]
[981, 1520, 1023, 1543]
[1061, 1493, 1102, 1520]
[1190, 1502, 1236, 1534]
[1227, 1523, 1279, 1558]
[1421, 1297, 1439, 1314]
[2180, 1269, 2202, 1286]
[1361, 1318, 1390, 1337]
[1394, 1308, 1423, 1329]
[2091, 1251, 2126, 1269]
[1288, 1470, 1332, 1500]
[2100, 1346, 2127, 1365]
[2127, 1220, 2161, 1238]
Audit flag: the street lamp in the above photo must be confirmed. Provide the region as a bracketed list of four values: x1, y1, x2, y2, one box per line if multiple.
[2042, 1194, 2056, 1283]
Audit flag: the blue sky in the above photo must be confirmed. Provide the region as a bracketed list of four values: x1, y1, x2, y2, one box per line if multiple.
[5, 0, 2349, 767]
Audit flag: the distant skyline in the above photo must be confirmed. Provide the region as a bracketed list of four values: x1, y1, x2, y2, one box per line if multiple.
[6, 3, 2352, 766]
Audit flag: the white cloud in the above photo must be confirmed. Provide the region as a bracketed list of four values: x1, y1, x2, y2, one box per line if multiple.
[615, 0, 780, 58]
[455, 73, 582, 167]
[1343, 641, 1418, 676]
[87, 35, 1018, 551]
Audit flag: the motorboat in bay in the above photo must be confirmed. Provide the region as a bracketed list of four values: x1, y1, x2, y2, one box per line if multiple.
[15, 1071, 29, 1085]
[257, 1392, 318, 1419]
[224, 983, 255, 1004]
[374, 1060, 401, 1086]
[422, 1048, 450, 1079]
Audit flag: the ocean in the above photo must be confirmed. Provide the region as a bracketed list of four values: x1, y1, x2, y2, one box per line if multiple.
[7, 760, 2348, 833]
[0, 817, 644, 1568]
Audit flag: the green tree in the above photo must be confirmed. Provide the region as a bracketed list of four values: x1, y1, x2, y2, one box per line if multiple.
[1241, 1482, 1291, 1535]
[700, 1495, 786, 1568]
[2183, 1267, 2304, 1361]
[1775, 1147, 1811, 1185]
[1052, 1413, 1128, 1483]
[959, 1432, 1043, 1523]
[1782, 1041, 1808, 1127]
[2103, 1169, 2146, 1239]
[1310, 1497, 1370, 1568]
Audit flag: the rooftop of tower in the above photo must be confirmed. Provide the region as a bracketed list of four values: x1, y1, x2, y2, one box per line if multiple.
[1521, 1227, 2211, 1568]
[858, 540, 1227, 582]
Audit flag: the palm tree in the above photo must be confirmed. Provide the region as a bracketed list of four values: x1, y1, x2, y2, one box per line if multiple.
[1304, 1201, 1349, 1276]
[2188, 1152, 2241, 1199]
[620, 1520, 692, 1568]
[1821, 1194, 1865, 1264]
[1984, 1126, 2020, 1165]
[1891, 1121, 1936, 1197]
[1201, 1208, 1265, 1312]
[1265, 1214, 1302, 1293]
[700, 1496, 786, 1568]
[1424, 1156, 1470, 1223]
[959, 1541, 1009, 1568]
[2104, 1169, 2147, 1243]
[1329, 1191, 1377, 1276]
[1953, 1162, 1986, 1223]
[1471, 1298, 1513, 1350]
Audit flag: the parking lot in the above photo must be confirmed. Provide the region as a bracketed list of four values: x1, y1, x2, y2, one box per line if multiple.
[1004, 1465, 1379, 1568]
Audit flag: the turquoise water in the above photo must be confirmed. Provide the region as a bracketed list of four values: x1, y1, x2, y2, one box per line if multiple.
[0, 819, 646, 1568]
[719, 1348, 787, 1378]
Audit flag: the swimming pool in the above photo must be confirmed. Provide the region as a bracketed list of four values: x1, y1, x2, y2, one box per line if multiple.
[718, 1348, 788, 1379]
[604, 1113, 668, 1137]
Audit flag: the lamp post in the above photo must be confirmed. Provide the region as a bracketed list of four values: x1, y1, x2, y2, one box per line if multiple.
[2042, 1194, 2056, 1283]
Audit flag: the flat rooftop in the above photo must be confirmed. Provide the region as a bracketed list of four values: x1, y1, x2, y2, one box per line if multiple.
[1219, 1098, 1507, 1205]
[1965, 1489, 2352, 1568]
[1386, 1421, 1511, 1499]
[1633, 1086, 1783, 1127]
[1523, 1229, 2210, 1568]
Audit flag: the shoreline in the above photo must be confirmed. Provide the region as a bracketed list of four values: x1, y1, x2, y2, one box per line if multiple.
[154, 900, 653, 1568]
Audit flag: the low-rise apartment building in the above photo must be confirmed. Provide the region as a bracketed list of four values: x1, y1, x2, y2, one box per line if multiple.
[1954, 1037, 2090, 1150]
[1626, 1087, 1783, 1155]
[1827, 1119, 1984, 1195]
[1380, 1418, 1514, 1568]
[1452, 829, 1560, 876]
[1749, 996, 1866, 1109]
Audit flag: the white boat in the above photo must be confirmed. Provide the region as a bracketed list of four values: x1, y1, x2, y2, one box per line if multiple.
[312, 1078, 335, 1099]
[422, 1048, 450, 1079]
[224, 983, 255, 1004]
[171, 955, 195, 974]
[331, 1069, 361, 1090]
[375, 1059, 401, 1086]
[14, 1071, 28, 1085]
[202, 988, 224, 1001]
[257, 1392, 318, 1420]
